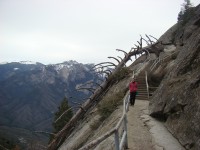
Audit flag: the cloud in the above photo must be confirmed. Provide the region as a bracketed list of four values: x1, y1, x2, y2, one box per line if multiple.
[0, 0, 200, 64]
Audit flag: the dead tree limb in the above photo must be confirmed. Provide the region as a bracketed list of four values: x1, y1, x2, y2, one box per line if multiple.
[148, 35, 158, 41]
[137, 37, 142, 49]
[34, 131, 56, 136]
[92, 64, 115, 72]
[93, 65, 115, 70]
[77, 81, 95, 89]
[100, 71, 110, 77]
[104, 69, 112, 74]
[70, 101, 83, 106]
[47, 79, 113, 149]
[76, 87, 96, 94]
[93, 62, 116, 68]
[54, 107, 74, 123]
[80, 81, 104, 89]
[117, 56, 123, 61]
[141, 37, 150, 45]
[145, 34, 155, 45]
[116, 49, 128, 56]
[93, 70, 111, 78]
[108, 56, 120, 64]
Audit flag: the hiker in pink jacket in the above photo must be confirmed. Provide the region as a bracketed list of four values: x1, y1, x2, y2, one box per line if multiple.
[129, 77, 138, 106]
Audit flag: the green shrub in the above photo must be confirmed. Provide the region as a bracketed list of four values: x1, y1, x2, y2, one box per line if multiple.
[177, 0, 195, 26]
[97, 91, 125, 121]
[178, 8, 195, 25]
[108, 67, 130, 83]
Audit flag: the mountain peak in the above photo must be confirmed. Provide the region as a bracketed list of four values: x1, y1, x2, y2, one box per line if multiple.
[18, 61, 37, 64]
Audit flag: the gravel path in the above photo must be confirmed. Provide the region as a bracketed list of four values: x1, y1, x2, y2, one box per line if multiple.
[126, 100, 185, 150]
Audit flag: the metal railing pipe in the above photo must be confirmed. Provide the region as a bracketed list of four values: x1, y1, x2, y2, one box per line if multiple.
[78, 128, 116, 150]
[145, 71, 149, 100]
[120, 131, 127, 149]
[79, 87, 130, 150]
[114, 130, 120, 150]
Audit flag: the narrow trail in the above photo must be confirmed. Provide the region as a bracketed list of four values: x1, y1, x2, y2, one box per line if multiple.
[126, 100, 154, 150]
[126, 100, 185, 150]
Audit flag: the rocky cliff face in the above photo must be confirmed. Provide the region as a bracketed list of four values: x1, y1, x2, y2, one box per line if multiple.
[149, 4, 200, 150]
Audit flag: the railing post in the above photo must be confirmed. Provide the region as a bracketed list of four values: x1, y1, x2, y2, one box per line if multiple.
[124, 93, 129, 113]
[127, 95, 129, 112]
[123, 114, 128, 149]
[114, 130, 120, 150]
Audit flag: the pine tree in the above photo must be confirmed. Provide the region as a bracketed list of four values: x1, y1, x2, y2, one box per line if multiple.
[177, 0, 194, 24]
[184, 0, 192, 10]
[49, 97, 73, 142]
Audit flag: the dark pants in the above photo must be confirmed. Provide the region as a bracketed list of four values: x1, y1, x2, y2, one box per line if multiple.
[130, 92, 136, 105]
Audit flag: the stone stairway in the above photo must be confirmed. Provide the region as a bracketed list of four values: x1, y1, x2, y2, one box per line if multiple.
[135, 72, 149, 100]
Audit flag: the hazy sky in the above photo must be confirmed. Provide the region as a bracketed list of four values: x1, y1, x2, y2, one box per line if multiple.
[0, 0, 199, 65]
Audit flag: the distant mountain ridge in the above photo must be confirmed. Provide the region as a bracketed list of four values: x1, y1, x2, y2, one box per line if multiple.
[0, 60, 98, 137]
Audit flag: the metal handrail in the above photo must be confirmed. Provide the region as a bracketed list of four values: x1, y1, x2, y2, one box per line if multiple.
[78, 92, 130, 150]
[150, 57, 159, 71]
[145, 71, 149, 100]
[79, 52, 153, 150]
[150, 51, 177, 72]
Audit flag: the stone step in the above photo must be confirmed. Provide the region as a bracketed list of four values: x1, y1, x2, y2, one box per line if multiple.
[137, 89, 147, 92]
[137, 91, 147, 94]
[134, 75, 149, 100]
[138, 88, 147, 90]
[138, 86, 147, 88]
[138, 94, 148, 96]
[137, 93, 148, 96]
[138, 89, 147, 92]
[137, 97, 148, 100]
[137, 94, 148, 97]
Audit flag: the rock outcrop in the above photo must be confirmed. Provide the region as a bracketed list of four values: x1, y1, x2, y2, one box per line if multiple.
[149, 4, 200, 150]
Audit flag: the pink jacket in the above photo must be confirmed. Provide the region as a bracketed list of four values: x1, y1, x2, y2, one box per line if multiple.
[129, 81, 138, 92]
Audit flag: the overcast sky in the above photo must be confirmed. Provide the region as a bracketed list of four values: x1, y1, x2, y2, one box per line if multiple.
[0, 0, 199, 65]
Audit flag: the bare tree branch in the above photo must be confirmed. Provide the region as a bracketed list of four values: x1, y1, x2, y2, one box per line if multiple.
[80, 81, 103, 89]
[34, 131, 56, 136]
[76, 87, 96, 94]
[116, 49, 128, 56]
[54, 107, 75, 123]
[149, 35, 158, 41]
[104, 69, 112, 74]
[134, 44, 138, 48]
[92, 64, 115, 71]
[137, 40, 142, 48]
[130, 46, 138, 52]
[145, 34, 155, 45]
[100, 70, 111, 77]
[70, 101, 82, 106]
[77, 81, 95, 89]
[141, 37, 150, 45]
[93, 62, 116, 68]
[108, 56, 120, 64]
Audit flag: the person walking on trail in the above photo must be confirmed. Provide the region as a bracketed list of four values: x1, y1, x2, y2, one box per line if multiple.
[129, 77, 138, 106]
